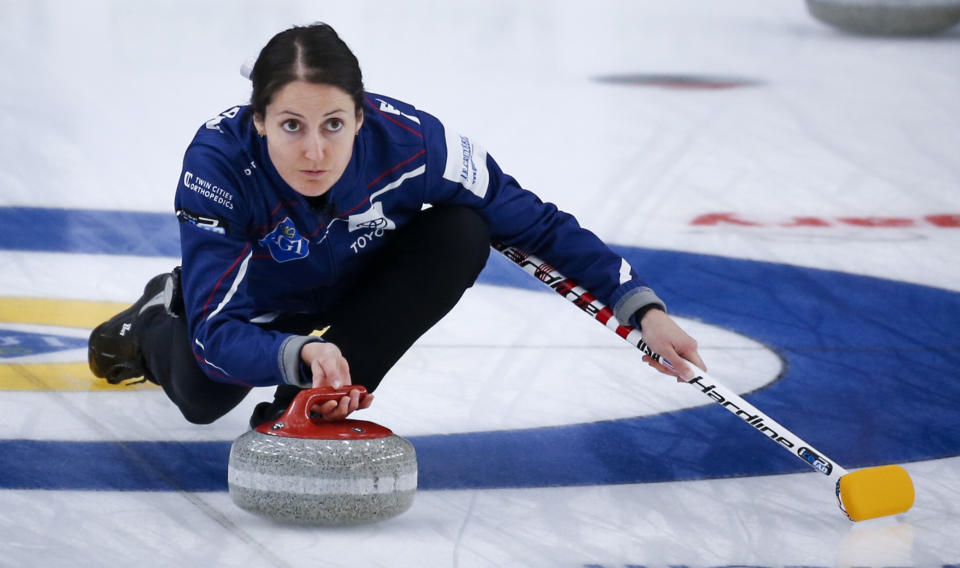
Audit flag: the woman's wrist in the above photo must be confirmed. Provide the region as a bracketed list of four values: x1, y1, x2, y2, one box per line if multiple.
[633, 303, 665, 329]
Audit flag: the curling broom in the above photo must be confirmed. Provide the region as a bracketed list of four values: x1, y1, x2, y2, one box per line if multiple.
[493, 242, 914, 521]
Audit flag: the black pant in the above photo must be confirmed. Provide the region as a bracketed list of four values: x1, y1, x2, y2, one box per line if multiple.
[138, 206, 490, 424]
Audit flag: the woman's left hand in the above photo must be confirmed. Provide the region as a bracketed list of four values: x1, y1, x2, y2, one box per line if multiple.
[637, 309, 707, 382]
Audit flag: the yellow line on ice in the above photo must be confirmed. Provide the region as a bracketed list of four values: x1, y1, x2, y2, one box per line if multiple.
[0, 297, 126, 326]
[0, 297, 159, 391]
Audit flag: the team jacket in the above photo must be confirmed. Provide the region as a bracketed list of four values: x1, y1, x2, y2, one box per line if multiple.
[174, 93, 665, 388]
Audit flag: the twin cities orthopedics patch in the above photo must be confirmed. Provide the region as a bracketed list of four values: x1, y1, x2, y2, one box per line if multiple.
[182, 171, 235, 210]
[259, 217, 310, 262]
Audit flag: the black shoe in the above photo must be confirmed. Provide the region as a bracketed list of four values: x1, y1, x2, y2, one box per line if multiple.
[88, 268, 182, 384]
[249, 385, 302, 429]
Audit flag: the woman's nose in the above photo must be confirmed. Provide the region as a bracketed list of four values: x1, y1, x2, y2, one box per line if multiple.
[303, 134, 325, 161]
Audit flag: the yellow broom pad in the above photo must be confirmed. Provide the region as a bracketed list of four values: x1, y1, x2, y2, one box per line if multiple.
[838, 465, 915, 521]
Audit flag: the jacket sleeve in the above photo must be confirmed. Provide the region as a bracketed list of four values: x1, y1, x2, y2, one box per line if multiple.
[174, 142, 316, 387]
[417, 111, 665, 324]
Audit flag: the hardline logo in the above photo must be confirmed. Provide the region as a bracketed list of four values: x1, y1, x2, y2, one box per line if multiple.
[685, 375, 797, 451]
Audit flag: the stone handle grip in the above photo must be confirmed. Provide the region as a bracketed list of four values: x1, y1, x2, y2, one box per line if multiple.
[282, 386, 369, 432]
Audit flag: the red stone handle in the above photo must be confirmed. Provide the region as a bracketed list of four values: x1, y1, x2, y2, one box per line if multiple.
[257, 385, 390, 439]
[281, 386, 368, 432]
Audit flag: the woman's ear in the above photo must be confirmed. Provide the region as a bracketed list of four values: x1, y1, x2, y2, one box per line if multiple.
[253, 113, 266, 137]
[355, 109, 364, 135]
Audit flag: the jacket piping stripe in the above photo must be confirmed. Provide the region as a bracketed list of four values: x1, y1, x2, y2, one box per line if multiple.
[366, 149, 426, 190]
[193, 351, 251, 386]
[201, 243, 251, 318]
[206, 249, 253, 321]
[371, 165, 426, 202]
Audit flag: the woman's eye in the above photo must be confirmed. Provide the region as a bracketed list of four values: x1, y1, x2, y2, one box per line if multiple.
[326, 118, 344, 132]
[281, 119, 300, 132]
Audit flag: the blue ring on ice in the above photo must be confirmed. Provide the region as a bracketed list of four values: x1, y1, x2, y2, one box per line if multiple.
[0, 207, 957, 491]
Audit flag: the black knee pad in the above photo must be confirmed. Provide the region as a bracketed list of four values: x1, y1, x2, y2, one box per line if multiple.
[412, 205, 490, 279]
[179, 406, 226, 425]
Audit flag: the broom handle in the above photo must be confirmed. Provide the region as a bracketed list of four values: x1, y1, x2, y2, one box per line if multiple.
[493, 242, 848, 482]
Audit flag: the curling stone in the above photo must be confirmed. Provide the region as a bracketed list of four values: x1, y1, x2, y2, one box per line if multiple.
[228, 386, 417, 525]
[806, 0, 960, 36]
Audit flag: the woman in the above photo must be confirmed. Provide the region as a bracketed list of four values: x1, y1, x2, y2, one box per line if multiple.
[88, 23, 705, 427]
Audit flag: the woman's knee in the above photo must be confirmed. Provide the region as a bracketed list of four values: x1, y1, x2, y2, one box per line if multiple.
[414, 205, 490, 277]
[178, 403, 232, 425]
[168, 381, 251, 425]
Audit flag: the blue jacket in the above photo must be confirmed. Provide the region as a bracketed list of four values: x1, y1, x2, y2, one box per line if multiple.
[174, 93, 664, 387]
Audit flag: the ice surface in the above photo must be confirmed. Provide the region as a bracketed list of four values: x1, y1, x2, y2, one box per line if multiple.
[1, 1, 958, 566]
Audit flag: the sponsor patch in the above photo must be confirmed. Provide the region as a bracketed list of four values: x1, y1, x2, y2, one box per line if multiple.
[347, 201, 396, 233]
[258, 217, 310, 262]
[347, 202, 397, 254]
[799, 446, 834, 476]
[177, 208, 228, 235]
[182, 171, 235, 210]
[442, 130, 489, 199]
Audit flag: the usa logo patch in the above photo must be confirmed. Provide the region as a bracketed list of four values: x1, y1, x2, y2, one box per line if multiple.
[259, 217, 309, 263]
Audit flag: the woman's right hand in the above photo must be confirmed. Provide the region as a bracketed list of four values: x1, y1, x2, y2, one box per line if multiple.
[300, 341, 373, 420]
[638, 309, 707, 383]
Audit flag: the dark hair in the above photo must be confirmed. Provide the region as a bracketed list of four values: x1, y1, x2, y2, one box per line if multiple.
[250, 23, 364, 119]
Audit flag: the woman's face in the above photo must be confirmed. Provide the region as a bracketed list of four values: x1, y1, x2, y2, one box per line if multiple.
[254, 81, 363, 197]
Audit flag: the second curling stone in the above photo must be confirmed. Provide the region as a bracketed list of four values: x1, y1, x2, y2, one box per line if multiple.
[228, 386, 417, 525]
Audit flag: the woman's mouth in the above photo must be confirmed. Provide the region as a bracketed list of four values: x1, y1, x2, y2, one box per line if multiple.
[301, 169, 327, 178]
